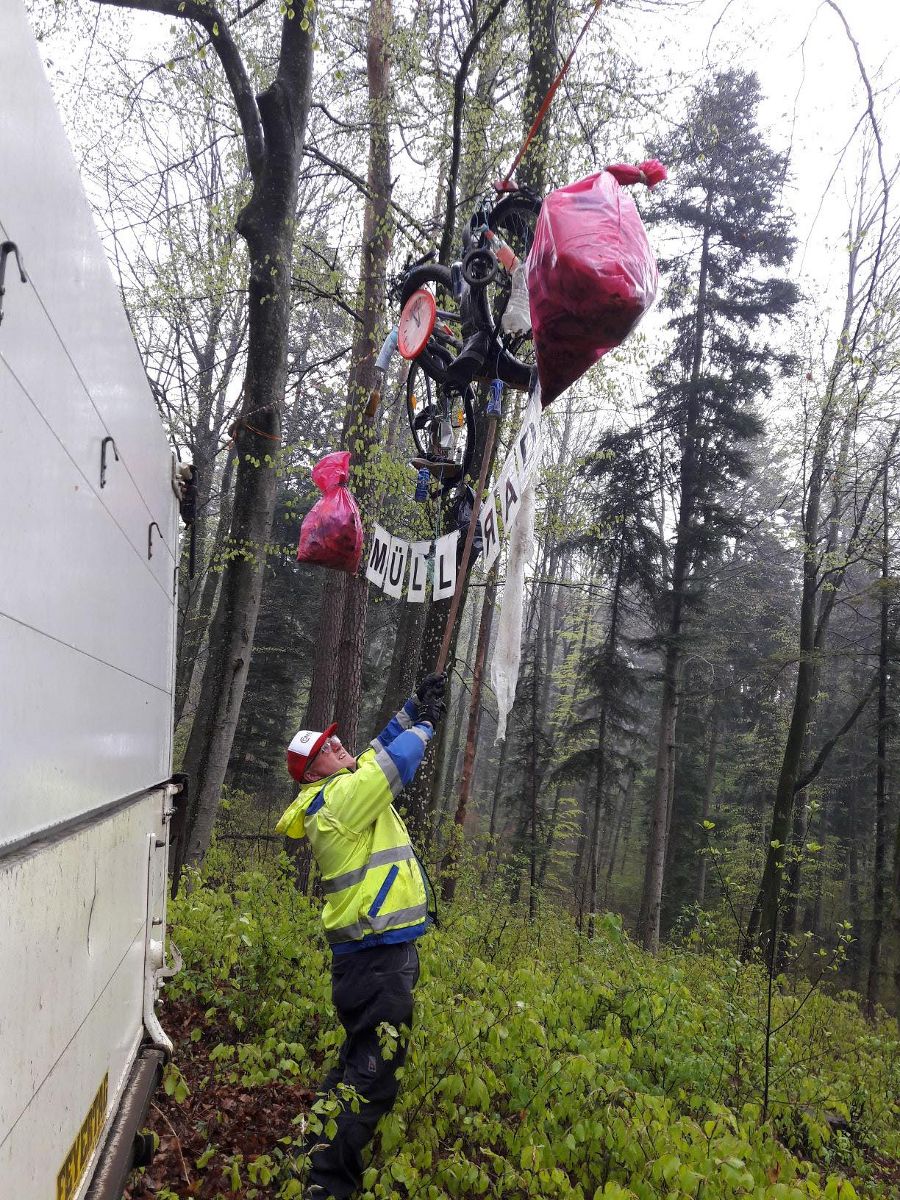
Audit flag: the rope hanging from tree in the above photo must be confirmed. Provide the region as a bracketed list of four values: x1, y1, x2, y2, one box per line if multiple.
[501, 0, 606, 188]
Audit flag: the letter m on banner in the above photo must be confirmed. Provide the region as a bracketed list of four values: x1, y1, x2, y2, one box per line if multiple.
[365, 524, 391, 588]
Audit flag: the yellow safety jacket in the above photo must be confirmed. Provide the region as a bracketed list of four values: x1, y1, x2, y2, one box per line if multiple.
[276, 701, 436, 954]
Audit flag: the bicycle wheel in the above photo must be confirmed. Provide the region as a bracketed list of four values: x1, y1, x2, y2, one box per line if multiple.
[399, 263, 462, 385]
[406, 360, 476, 483]
[487, 190, 542, 327]
[470, 190, 542, 390]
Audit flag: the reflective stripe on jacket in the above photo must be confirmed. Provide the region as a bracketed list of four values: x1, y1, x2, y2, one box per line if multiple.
[276, 701, 434, 953]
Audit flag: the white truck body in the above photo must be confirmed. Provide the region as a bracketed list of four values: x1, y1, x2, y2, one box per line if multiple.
[0, 5, 180, 1197]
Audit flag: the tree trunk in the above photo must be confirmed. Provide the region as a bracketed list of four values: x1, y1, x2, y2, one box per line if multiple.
[696, 709, 720, 906]
[435, 599, 482, 816]
[520, 0, 558, 193]
[780, 787, 810, 961]
[605, 766, 637, 906]
[892, 789, 900, 1013]
[374, 601, 427, 730]
[320, 0, 395, 752]
[528, 631, 541, 920]
[174, 447, 236, 729]
[744, 212, 882, 956]
[442, 573, 497, 901]
[637, 192, 712, 954]
[537, 782, 564, 890]
[487, 734, 510, 842]
[173, 10, 317, 877]
[587, 530, 625, 938]
[867, 458, 891, 1015]
[304, 572, 344, 729]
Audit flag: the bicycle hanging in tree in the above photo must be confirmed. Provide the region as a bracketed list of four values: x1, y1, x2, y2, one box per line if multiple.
[376, 183, 542, 493]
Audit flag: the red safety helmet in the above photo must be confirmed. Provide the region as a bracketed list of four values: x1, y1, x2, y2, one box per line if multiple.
[286, 722, 338, 783]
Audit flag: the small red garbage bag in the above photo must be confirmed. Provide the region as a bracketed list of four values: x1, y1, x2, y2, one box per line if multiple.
[296, 451, 363, 574]
[528, 160, 667, 406]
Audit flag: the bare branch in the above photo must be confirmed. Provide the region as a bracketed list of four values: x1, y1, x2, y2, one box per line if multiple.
[823, 0, 891, 359]
[439, 0, 512, 263]
[90, 0, 265, 180]
[303, 145, 434, 244]
[794, 672, 878, 795]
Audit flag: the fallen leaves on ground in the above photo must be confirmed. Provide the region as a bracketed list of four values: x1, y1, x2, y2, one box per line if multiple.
[126, 999, 316, 1198]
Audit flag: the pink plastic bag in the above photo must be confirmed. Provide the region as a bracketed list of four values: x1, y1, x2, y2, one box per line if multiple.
[296, 451, 363, 574]
[528, 160, 666, 406]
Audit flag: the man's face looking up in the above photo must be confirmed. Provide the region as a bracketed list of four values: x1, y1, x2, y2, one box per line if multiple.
[305, 735, 357, 782]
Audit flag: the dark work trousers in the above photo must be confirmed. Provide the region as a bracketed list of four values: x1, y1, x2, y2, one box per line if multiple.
[306, 940, 420, 1199]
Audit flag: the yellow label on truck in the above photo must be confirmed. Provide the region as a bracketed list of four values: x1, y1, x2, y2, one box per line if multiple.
[57, 1073, 109, 1200]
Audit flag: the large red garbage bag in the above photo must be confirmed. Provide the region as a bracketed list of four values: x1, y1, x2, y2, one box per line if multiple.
[528, 160, 666, 406]
[296, 451, 363, 573]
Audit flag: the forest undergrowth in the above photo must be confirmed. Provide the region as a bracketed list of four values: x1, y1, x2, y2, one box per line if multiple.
[128, 850, 899, 1200]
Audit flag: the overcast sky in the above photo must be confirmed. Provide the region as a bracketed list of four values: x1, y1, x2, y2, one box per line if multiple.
[626, 0, 899, 306]
[37, 0, 897, 314]
[30, 0, 899, 425]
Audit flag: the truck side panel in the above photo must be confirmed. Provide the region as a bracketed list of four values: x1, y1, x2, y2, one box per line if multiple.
[0, 12, 177, 567]
[0, 791, 169, 1199]
[0, 4, 180, 1196]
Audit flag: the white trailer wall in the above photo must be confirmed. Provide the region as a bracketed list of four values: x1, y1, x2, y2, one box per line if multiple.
[0, 3, 179, 1196]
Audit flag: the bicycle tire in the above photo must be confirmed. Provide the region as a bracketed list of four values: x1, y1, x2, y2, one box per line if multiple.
[406, 361, 476, 483]
[405, 353, 448, 458]
[399, 263, 460, 386]
[470, 191, 542, 390]
[481, 190, 542, 327]
[489, 189, 542, 253]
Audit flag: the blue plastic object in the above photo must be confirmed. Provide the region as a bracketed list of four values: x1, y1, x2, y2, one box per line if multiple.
[375, 326, 399, 372]
[415, 467, 430, 502]
[488, 378, 504, 416]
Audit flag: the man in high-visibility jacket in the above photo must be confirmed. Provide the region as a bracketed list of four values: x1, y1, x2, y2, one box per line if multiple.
[276, 672, 447, 1200]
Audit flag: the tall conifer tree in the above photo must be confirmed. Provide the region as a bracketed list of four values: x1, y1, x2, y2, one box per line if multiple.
[637, 69, 799, 951]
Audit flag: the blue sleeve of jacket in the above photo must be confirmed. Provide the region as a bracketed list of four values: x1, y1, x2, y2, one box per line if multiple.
[382, 723, 433, 787]
[370, 698, 419, 753]
[325, 726, 433, 834]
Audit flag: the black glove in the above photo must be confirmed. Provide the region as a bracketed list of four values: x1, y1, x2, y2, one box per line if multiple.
[415, 670, 447, 707]
[419, 695, 447, 729]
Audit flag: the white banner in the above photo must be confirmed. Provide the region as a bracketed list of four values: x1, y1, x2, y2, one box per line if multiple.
[433, 530, 459, 600]
[479, 487, 502, 573]
[362, 396, 544, 600]
[497, 454, 523, 533]
[383, 536, 409, 599]
[365, 523, 391, 587]
[407, 540, 431, 603]
[515, 396, 542, 485]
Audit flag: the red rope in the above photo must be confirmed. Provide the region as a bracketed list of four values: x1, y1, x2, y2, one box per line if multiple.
[501, 0, 604, 187]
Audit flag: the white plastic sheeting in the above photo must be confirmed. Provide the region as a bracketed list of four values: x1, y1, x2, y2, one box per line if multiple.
[490, 384, 541, 741]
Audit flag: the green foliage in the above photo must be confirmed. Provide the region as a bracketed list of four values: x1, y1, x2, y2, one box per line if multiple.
[164, 853, 899, 1198]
